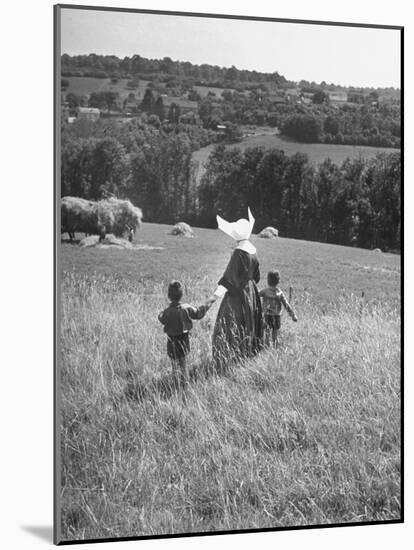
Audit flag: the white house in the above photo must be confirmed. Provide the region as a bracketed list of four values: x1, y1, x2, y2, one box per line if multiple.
[77, 107, 101, 122]
[327, 91, 348, 103]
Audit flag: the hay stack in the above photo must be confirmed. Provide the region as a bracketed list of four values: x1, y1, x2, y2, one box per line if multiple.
[96, 198, 143, 239]
[258, 226, 279, 239]
[61, 196, 143, 241]
[79, 234, 133, 249]
[61, 196, 98, 239]
[169, 222, 194, 237]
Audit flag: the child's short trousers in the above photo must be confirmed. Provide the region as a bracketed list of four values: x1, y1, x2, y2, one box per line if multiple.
[264, 314, 281, 330]
[167, 332, 190, 360]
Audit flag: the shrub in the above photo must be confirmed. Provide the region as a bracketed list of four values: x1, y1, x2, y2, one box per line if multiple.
[281, 114, 323, 143]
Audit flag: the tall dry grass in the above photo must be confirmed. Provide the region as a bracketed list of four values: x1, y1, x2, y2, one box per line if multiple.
[59, 270, 400, 541]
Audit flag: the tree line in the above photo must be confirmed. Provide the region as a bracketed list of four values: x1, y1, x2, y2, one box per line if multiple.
[61, 53, 399, 96]
[197, 91, 400, 148]
[61, 53, 291, 88]
[198, 145, 401, 251]
[61, 117, 401, 251]
[281, 107, 400, 148]
[61, 116, 215, 222]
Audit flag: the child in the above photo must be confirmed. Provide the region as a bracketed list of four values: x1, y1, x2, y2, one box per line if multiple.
[158, 281, 213, 390]
[259, 270, 297, 347]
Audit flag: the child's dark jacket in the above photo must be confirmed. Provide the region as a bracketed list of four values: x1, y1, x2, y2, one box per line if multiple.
[158, 302, 207, 336]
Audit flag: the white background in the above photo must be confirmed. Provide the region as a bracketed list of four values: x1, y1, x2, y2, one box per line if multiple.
[0, 0, 410, 548]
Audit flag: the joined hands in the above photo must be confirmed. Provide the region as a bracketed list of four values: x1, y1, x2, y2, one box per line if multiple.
[204, 295, 218, 309]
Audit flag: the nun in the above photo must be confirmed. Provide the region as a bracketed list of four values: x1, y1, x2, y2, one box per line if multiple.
[211, 208, 263, 370]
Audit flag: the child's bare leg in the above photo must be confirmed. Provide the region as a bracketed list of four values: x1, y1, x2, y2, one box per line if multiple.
[272, 328, 279, 347]
[264, 326, 270, 346]
[171, 359, 182, 391]
[178, 356, 188, 390]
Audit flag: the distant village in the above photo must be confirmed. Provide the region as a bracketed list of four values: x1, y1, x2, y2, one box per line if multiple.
[60, 52, 400, 150]
[61, 78, 393, 128]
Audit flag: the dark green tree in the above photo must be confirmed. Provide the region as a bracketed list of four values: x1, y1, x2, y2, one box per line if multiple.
[140, 88, 155, 113]
[312, 90, 329, 104]
[282, 114, 323, 143]
[154, 96, 165, 121]
[324, 115, 340, 136]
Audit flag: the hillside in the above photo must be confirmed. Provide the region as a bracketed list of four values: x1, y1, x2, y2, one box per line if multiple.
[192, 132, 400, 184]
[61, 53, 400, 99]
[61, 55, 401, 151]
[60, 222, 401, 540]
[61, 223, 400, 304]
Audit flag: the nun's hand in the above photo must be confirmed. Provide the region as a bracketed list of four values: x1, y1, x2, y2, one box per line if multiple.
[206, 295, 218, 306]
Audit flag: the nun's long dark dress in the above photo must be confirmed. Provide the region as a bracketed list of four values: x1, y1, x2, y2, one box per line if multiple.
[213, 248, 263, 369]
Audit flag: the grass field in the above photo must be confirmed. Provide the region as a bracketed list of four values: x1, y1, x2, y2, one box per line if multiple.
[63, 76, 151, 102]
[192, 134, 400, 184]
[193, 85, 236, 98]
[59, 223, 401, 541]
[63, 77, 231, 108]
[61, 223, 400, 304]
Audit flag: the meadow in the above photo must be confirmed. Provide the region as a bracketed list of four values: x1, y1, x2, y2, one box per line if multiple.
[59, 223, 401, 541]
[192, 133, 400, 184]
[63, 76, 151, 102]
[193, 84, 236, 98]
[63, 77, 236, 101]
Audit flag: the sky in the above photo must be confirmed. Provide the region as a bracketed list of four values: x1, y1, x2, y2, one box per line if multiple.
[60, 8, 401, 89]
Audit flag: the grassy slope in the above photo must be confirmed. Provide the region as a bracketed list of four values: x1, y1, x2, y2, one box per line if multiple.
[192, 134, 400, 184]
[63, 76, 151, 102]
[232, 133, 399, 163]
[62, 223, 400, 304]
[63, 77, 235, 101]
[193, 85, 235, 98]
[60, 224, 401, 541]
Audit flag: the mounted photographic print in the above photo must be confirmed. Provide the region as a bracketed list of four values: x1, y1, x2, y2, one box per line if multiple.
[54, 4, 403, 545]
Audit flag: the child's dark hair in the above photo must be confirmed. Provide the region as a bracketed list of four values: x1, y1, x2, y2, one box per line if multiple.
[267, 270, 280, 286]
[168, 280, 183, 301]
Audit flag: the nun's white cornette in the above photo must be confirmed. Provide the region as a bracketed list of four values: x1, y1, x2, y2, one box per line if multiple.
[214, 208, 256, 298]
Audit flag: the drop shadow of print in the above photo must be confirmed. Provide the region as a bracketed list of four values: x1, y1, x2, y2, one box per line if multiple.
[21, 525, 53, 543]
